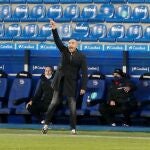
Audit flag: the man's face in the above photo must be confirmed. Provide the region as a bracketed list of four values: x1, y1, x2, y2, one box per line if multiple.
[68, 39, 78, 53]
[45, 67, 52, 76]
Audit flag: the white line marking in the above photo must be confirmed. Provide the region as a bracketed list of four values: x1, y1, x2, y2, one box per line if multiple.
[1, 133, 150, 140]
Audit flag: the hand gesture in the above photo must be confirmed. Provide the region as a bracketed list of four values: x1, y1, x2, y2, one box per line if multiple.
[110, 100, 116, 106]
[123, 86, 131, 93]
[50, 20, 57, 30]
[26, 100, 32, 109]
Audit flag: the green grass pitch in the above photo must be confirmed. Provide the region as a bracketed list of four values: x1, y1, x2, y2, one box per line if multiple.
[0, 128, 150, 150]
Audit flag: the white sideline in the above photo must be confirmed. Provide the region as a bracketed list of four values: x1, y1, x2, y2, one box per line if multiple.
[1, 133, 150, 140]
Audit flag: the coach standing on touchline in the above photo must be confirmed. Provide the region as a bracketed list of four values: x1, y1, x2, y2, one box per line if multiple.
[42, 20, 88, 134]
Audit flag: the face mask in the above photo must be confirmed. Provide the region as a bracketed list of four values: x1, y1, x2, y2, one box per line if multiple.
[45, 75, 52, 79]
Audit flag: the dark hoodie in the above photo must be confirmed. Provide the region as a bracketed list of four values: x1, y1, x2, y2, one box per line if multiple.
[108, 77, 137, 104]
[32, 74, 54, 106]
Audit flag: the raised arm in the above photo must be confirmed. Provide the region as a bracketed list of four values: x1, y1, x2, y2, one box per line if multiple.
[50, 20, 67, 52]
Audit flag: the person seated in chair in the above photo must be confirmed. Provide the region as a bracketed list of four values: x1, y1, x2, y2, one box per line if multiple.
[26, 66, 54, 123]
[100, 68, 137, 126]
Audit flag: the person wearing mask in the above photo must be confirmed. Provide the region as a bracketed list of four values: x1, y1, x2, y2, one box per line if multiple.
[26, 66, 54, 123]
[42, 20, 88, 134]
[100, 69, 137, 126]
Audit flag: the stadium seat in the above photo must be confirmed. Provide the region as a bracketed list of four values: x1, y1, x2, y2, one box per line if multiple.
[79, 73, 106, 116]
[43, 0, 59, 3]
[87, 24, 107, 41]
[20, 24, 39, 41]
[145, 0, 150, 3]
[118, 25, 143, 42]
[111, 0, 126, 3]
[136, 26, 150, 42]
[132, 6, 149, 23]
[72, 22, 90, 41]
[76, 0, 93, 3]
[0, 70, 8, 109]
[108, 24, 125, 41]
[0, 71, 32, 115]
[0, 5, 12, 21]
[59, 0, 75, 3]
[137, 73, 150, 102]
[29, 5, 46, 22]
[5, 24, 22, 41]
[99, 25, 125, 42]
[8, 71, 32, 114]
[142, 26, 150, 42]
[0, 23, 5, 40]
[10, 0, 26, 3]
[37, 24, 53, 41]
[47, 5, 63, 22]
[93, 0, 110, 3]
[0, 0, 9, 3]
[12, 5, 29, 22]
[136, 73, 150, 118]
[58, 24, 72, 41]
[73, 5, 98, 22]
[113, 5, 132, 23]
[98, 4, 115, 22]
[26, 0, 43, 3]
[61, 4, 80, 22]
[128, 0, 144, 3]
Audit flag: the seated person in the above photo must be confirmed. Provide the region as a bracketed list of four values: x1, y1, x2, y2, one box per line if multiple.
[100, 68, 137, 126]
[26, 66, 54, 123]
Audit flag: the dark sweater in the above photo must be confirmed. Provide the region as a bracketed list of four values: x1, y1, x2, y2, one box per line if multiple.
[32, 74, 54, 105]
[108, 77, 137, 104]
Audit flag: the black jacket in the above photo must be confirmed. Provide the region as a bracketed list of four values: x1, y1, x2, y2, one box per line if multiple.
[108, 77, 137, 104]
[51, 29, 88, 97]
[32, 74, 54, 105]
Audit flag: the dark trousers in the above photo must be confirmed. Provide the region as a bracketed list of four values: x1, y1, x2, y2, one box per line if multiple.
[27, 101, 48, 121]
[100, 102, 136, 125]
[45, 91, 76, 129]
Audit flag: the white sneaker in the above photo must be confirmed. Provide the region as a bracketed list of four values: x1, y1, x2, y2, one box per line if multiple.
[122, 123, 129, 127]
[71, 129, 77, 135]
[111, 123, 116, 127]
[42, 124, 48, 134]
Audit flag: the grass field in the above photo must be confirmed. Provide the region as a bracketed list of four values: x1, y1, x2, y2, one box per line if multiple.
[0, 128, 150, 150]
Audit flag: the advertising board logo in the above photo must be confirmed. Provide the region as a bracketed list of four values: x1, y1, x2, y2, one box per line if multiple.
[88, 66, 100, 71]
[19, 79, 25, 85]
[131, 66, 149, 72]
[33, 65, 45, 70]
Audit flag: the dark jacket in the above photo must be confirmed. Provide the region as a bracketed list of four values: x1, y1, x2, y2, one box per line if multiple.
[51, 29, 88, 97]
[32, 74, 54, 106]
[108, 77, 137, 105]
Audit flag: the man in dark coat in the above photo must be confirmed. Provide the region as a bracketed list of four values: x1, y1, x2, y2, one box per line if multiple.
[100, 69, 137, 126]
[26, 66, 54, 122]
[42, 20, 88, 134]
